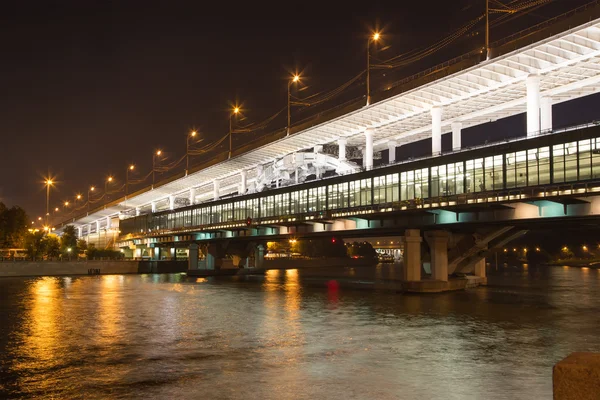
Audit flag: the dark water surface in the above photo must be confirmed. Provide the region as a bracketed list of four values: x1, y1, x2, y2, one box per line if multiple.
[0, 264, 599, 399]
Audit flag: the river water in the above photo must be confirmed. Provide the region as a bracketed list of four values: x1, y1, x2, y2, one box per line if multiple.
[0, 264, 598, 399]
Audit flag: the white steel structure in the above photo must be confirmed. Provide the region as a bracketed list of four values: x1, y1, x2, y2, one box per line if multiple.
[64, 16, 600, 234]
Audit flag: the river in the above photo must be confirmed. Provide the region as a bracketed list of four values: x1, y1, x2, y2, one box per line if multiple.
[0, 264, 598, 399]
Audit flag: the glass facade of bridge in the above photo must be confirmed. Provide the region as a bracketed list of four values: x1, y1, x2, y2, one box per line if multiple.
[120, 127, 600, 236]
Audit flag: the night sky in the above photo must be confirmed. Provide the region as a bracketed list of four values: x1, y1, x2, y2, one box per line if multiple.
[1, 0, 598, 219]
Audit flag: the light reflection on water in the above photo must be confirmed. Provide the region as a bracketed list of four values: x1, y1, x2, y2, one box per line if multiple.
[0, 265, 598, 399]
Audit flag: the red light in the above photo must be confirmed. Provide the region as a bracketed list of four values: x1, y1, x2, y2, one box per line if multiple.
[332, 238, 336, 243]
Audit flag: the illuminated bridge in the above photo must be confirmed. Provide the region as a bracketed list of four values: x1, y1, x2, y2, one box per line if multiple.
[57, 11, 600, 285]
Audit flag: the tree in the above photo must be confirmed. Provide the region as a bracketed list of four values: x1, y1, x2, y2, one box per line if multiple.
[0, 203, 29, 248]
[76, 239, 88, 255]
[60, 225, 78, 255]
[24, 230, 45, 260]
[42, 235, 60, 259]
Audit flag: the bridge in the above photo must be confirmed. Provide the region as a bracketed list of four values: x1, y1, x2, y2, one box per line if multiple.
[55, 10, 600, 289]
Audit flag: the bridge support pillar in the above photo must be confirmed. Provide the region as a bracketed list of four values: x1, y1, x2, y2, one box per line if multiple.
[474, 257, 486, 279]
[451, 122, 462, 151]
[240, 169, 247, 194]
[527, 73, 541, 136]
[338, 138, 347, 161]
[189, 188, 196, 205]
[425, 230, 449, 282]
[188, 243, 198, 270]
[541, 96, 553, 132]
[135, 207, 140, 216]
[403, 229, 422, 281]
[168, 195, 175, 210]
[255, 244, 265, 269]
[151, 201, 156, 213]
[206, 243, 220, 270]
[431, 106, 442, 155]
[77, 226, 82, 238]
[364, 128, 374, 170]
[213, 180, 220, 201]
[95, 220, 100, 233]
[387, 140, 397, 163]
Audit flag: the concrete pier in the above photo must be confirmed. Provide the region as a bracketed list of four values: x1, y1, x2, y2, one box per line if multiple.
[553, 352, 600, 399]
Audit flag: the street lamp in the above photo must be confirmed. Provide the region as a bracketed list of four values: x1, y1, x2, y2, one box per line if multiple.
[153, 150, 162, 185]
[287, 74, 300, 136]
[105, 176, 113, 202]
[44, 179, 53, 226]
[87, 186, 95, 211]
[367, 31, 381, 106]
[186, 130, 197, 173]
[126, 164, 135, 195]
[229, 107, 240, 159]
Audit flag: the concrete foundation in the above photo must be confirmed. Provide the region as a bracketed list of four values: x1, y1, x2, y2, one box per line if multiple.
[403, 229, 422, 281]
[474, 258, 488, 285]
[553, 352, 600, 400]
[425, 230, 449, 282]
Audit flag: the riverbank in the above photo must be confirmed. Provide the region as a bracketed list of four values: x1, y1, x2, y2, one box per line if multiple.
[0, 260, 187, 277]
[544, 259, 600, 268]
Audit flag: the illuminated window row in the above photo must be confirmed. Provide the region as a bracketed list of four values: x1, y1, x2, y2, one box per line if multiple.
[119, 133, 600, 235]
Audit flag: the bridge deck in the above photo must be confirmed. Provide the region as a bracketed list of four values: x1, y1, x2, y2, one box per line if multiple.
[112, 123, 600, 241]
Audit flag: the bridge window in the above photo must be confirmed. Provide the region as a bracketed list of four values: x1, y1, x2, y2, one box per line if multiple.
[593, 138, 600, 179]
[262, 195, 275, 218]
[565, 141, 578, 182]
[579, 139, 592, 181]
[298, 190, 307, 214]
[350, 179, 372, 207]
[449, 162, 464, 195]
[222, 203, 233, 222]
[466, 158, 484, 193]
[400, 168, 428, 201]
[373, 174, 398, 204]
[553, 144, 565, 183]
[290, 191, 300, 214]
[484, 155, 503, 191]
[308, 187, 326, 212]
[538, 147, 551, 185]
[328, 184, 339, 210]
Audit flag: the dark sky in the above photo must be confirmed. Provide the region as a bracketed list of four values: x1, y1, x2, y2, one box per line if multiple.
[0, 0, 596, 219]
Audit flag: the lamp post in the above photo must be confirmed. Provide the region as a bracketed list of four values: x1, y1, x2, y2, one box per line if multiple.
[229, 107, 240, 159]
[126, 165, 135, 195]
[44, 179, 53, 226]
[367, 32, 380, 106]
[485, 0, 489, 59]
[153, 150, 162, 185]
[287, 74, 300, 136]
[105, 176, 113, 203]
[186, 131, 197, 173]
[88, 186, 95, 212]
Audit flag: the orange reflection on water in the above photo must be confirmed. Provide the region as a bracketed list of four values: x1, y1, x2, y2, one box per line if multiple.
[17, 277, 62, 380]
[98, 275, 122, 344]
[284, 269, 300, 314]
